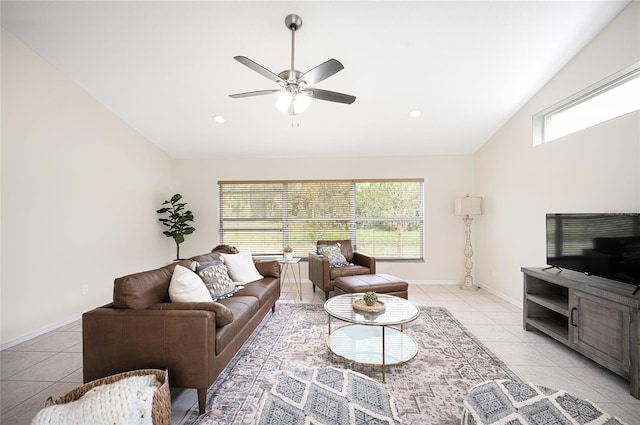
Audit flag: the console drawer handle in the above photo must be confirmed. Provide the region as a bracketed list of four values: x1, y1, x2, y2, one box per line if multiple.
[570, 307, 578, 327]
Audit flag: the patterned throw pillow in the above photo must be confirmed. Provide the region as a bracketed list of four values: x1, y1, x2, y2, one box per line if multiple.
[317, 244, 351, 268]
[191, 261, 237, 301]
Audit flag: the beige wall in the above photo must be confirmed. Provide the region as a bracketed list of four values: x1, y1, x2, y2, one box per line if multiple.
[1, 30, 175, 344]
[173, 155, 475, 283]
[0, 28, 475, 345]
[474, 2, 640, 305]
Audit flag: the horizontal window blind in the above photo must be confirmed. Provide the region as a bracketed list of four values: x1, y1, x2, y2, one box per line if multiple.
[218, 179, 424, 260]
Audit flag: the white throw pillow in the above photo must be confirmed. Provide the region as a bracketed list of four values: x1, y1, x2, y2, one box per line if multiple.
[168, 265, 212, 302]
[220, 250, 263, 284]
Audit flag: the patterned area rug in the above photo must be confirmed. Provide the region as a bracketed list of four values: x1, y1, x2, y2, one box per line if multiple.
[256, 367, 402, 425]
[462, 380, 629, 425]
[179, 303, 520, 425]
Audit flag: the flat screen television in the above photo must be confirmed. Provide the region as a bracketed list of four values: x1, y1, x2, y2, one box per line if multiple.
[546, 213, 640, 293]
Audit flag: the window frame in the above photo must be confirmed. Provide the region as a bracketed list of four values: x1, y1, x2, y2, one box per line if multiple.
[218, 178, 424, 261]
[533, 62, 640, 146]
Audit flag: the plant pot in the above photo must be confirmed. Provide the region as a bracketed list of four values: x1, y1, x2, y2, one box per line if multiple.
[365, 299, 376, 306]
[283, 252, 293, 261]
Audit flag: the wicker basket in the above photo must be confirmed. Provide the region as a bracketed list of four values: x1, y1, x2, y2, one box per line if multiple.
[46, 369, 171, 425]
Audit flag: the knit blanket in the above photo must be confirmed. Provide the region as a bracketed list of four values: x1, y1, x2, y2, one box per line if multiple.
[31, 374, 160, 425]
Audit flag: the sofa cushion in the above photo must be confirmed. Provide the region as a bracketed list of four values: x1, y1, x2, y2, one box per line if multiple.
[190, 252, 221, 264]
[329, 264, 371, 280]
[235, 277, 280, 309]
[216, 296, 261, 355]
[220, 250, 263, 283]
[168, 265, 212, 303]
[114, 268, 172, 309]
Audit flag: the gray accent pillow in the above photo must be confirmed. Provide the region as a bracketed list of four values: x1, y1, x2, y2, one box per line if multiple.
[191, 261, 237, 301]
[317, 244, 351, 268]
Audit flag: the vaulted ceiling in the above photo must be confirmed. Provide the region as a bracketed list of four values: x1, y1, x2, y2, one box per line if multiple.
[1, 1, 630, 159]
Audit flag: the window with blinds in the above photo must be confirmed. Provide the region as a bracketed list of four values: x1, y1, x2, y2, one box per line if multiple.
[218, 179, 424, 260]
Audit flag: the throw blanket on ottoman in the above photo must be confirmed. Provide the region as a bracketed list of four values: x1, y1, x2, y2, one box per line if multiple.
[462, 379, 629, 425]
[256, 366, 402, 425]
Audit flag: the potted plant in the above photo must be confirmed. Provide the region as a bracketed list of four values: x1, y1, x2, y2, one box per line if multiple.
[283, 244, 294, 261]
[157, 194, 195, 260]
[363, 291, 378, 306]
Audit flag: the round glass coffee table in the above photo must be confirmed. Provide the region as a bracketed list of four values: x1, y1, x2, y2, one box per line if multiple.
[324, 293, 420, 382]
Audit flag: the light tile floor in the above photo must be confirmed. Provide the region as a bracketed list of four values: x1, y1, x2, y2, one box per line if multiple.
[2, 281, 639, 424]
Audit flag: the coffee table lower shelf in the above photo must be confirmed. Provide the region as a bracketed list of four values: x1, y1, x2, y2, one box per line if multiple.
[326, 324, 418, 382]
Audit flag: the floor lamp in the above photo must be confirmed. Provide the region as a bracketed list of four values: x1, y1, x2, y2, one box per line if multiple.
[455, 195, 483, 291]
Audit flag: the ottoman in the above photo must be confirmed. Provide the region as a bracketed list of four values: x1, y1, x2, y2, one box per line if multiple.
[334, 273, 408, 299]
[462, 379, 629, 425]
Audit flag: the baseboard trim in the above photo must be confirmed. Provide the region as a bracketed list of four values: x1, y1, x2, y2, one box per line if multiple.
[1, 314, 82, 351]
[408, 279, 460, 285]
[476, 283, 522, 309]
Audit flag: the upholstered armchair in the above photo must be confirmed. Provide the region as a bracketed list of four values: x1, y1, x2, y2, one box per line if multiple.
[308, 239, 376, 299]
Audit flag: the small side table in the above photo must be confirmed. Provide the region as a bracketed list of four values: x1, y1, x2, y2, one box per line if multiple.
[278, 258, 302, 301]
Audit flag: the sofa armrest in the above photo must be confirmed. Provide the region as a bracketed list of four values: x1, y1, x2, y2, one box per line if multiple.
[308, 252, 330, 289]
[353, 252, 376, 273]
[82, 306, 216, 391]
[148, 302, 233, 327]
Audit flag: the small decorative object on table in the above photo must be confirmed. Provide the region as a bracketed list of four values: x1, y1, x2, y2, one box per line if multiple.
[353, 291, 385, 312]
[363, 291, 378, 306]
[283, 244, 293, 261]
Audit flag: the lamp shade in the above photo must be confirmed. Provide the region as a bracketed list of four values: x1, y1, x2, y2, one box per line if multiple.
[454, 196, 482, 216]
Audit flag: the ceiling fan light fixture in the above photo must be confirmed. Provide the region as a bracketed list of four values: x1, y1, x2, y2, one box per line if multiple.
[275, 92, 310, 115]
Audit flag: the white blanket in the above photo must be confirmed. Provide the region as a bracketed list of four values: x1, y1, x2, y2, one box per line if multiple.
[32, 374, 160, 425]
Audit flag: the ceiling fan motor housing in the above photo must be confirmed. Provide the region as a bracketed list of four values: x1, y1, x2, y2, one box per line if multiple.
[285, 14, 302, 31]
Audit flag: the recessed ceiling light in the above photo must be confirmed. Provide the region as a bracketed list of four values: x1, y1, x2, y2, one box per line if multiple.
[408, 110, 422, 118]
[212, 115, 225, 123]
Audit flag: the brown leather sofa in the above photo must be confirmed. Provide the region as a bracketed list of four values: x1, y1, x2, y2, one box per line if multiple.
[82, 251, 280, 414]
[308, 239, 376, 299]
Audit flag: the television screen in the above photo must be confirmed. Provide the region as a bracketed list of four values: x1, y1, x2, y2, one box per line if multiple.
[546, 213, 640, 287]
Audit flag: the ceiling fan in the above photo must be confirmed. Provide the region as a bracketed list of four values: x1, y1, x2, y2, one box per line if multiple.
[229, 14, 356, 115]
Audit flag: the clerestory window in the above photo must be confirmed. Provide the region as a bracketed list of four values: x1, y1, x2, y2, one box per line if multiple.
[533, 62, 640, 145]
[218, 179, 424, 260]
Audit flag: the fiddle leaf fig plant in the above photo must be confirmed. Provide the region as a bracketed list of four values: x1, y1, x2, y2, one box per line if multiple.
[157, 193, 195, 260]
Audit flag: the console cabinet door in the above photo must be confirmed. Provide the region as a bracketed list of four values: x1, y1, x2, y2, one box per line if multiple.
[571, 290, 631, 376]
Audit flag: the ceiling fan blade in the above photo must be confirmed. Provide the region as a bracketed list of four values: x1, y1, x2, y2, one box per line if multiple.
[234, 56, 285, 85]
[299, 59, 344, 86]
[303, 88, 356, 104]
[229, 89, 280, 99]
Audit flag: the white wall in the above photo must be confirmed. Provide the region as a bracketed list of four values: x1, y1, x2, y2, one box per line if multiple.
[474, 2, 640, 305]
[1, 30, 175, 344]
[173, 155, 475, 283]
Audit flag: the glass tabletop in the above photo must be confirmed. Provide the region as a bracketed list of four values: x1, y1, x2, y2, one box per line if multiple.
[324, 293, 420, 326]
